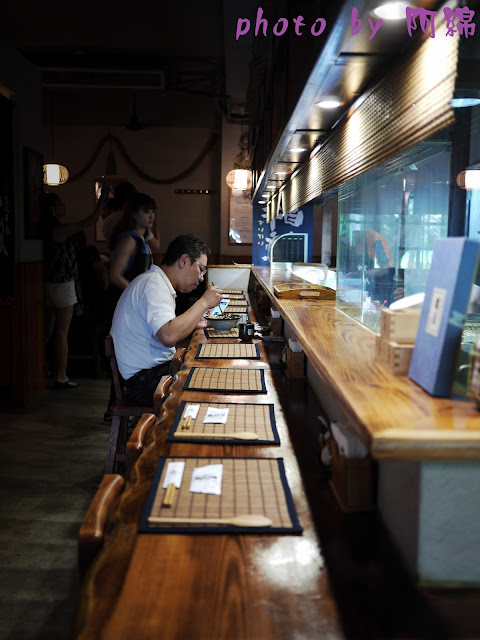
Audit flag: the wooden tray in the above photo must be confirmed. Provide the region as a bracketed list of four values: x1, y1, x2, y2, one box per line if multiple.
[139, 456, 302, 534]
[273, 283, 335, 300]
[195, 343, 260, 359]
[184, 367, 266, 393]
[168, 401, 280, 444]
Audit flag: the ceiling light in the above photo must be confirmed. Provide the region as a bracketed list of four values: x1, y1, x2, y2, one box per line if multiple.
[316, 99, 341, 109]
[451, 98, 480, 108]
[289, 147, 307, 153]
[274, 171, 287, 176]
[258, 200, 266, 204]
[373, 1, 410, 20]
[267, 186, 276, 189]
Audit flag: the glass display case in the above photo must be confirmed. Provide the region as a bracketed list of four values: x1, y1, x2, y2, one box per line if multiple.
[336, 135, 451, 332]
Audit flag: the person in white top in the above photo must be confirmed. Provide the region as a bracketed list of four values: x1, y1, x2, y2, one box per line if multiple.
[111, 234, 222, 404]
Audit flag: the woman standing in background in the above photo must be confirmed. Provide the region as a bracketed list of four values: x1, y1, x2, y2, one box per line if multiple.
[43, 187, 109, 389]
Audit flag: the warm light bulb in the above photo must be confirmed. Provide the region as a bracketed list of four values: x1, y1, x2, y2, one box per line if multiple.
[43, 164, 69, 186]
[465, 170, 480, 189]
[225, 169, 252, 190]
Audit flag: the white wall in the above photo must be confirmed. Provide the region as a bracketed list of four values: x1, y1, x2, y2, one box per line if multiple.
[48, 124, 222, 253]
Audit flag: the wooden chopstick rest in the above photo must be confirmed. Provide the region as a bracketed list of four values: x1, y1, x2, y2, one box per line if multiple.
[174, 431, 259, 441]
[162, 483, 176, 508]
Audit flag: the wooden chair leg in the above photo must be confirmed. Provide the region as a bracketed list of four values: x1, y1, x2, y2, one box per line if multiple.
[104, 415, 122, 474]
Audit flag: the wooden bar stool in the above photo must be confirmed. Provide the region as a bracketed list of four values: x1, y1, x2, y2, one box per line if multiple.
[126, 373, 174, 475]
[104, 336, 184, 475]
[78, 473, 125, 578]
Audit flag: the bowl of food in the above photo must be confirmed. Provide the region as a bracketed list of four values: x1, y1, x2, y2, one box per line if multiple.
[206, 314, 240, 333]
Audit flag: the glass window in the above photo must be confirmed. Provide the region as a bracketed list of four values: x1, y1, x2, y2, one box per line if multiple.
[336, 136, 451, 331]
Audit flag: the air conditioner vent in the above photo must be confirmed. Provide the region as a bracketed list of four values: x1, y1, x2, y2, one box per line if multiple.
[41, 68, 166, 90]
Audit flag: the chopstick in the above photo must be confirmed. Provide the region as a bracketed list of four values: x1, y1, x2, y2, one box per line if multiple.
[211, 282, 225, 318]
[181, 415, 192, 431]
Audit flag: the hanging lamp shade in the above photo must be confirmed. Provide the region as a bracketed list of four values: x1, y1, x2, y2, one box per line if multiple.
[43, 163, 69, 186]
[457, 170, 480, 190]
[226, 168, 252, 190]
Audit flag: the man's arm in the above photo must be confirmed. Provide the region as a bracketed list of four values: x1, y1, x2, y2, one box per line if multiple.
[156, 286, 222, 348]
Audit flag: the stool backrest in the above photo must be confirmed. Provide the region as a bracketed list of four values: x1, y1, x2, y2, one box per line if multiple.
[105, 335, 124, 401]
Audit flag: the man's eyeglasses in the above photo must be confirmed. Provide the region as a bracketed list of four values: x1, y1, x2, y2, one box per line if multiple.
[194, 260, 207, 277]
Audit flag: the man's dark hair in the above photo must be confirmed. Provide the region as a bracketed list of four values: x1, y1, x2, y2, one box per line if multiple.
[162, 234, 210, 266]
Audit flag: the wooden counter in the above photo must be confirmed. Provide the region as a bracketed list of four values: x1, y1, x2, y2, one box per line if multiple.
[252, 266, 480, 461]
[73, 303, 344, 639]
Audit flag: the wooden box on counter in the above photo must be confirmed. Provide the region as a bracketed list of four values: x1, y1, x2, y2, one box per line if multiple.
[375, 335, 414, 376]
[380, 307, 420, 343]
[273, 283, 335, 300]
[329, 439, 375, 512]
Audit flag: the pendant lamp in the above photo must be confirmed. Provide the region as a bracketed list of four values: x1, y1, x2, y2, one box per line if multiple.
[43, 95, 69, 186]
[226, 132, 252, 190]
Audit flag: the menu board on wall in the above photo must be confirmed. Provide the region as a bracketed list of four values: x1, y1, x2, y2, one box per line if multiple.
[228, 188, 252, 245]
[251, 203, 313, 265]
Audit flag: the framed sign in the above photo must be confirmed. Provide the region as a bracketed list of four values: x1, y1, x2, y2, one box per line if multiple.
[228, 188, 252, 245]
[23, 147, 44, 240]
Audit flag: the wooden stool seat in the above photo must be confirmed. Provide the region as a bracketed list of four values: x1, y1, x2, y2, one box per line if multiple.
[78, 473, 125, 577]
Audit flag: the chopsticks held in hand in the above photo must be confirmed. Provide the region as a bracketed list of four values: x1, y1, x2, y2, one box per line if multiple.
[211, 282, 225, 318]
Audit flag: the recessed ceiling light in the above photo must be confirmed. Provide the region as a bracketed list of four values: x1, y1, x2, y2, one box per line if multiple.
[451, 98, 480, 108]
[267, 186, 276, 189]
[289, 147, 307, 153]
[275, 171, 287, 175]
[373, 1, 410, 20]
[258, 200, 266, 204]
[316, 99, 341, 109]
[262, 193, 269, 197]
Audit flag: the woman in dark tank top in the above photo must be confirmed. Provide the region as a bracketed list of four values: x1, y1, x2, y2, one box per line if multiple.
[108, 192, 156, 292]
[103, 193, 157, 421]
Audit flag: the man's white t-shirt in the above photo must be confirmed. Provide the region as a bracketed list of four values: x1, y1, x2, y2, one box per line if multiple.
[111, 265, 176, 380]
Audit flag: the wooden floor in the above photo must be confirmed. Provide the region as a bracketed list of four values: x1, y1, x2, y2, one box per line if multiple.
[1, 370, 479, 639]
[0, 378, 110, 640]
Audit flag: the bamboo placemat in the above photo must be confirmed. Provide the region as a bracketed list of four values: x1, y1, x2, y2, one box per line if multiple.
[204, 327, 240, 339]
[168, 401, 280, 444]
[183, 367, 266, 393]
[223, 289, 245, 294]
[222, 293, 246, 300]
[195, 343, 260, 359]
[139, 456, 302, 534]
[224, 304, 249, 314]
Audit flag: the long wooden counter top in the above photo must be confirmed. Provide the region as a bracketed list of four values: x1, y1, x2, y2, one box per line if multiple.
[252, 266, 480, 461]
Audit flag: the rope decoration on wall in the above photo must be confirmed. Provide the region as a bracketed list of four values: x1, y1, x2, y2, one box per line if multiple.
[69, 132, 220, 184]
